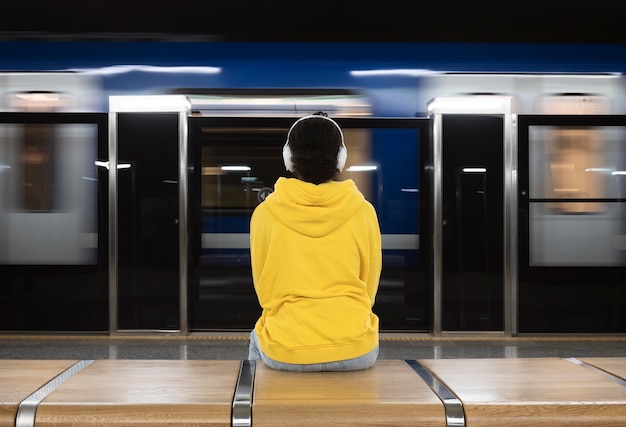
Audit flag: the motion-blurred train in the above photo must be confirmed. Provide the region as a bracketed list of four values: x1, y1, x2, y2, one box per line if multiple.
[1, 40, 625, 335]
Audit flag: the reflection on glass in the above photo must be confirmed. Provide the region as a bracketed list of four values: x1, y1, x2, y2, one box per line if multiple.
[201, 163, 255, 209]
[200, 129, 374, 210]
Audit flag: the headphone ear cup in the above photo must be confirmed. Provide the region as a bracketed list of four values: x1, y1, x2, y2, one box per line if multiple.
[283, 143, 294, 172]
[336, 145, 347, 172]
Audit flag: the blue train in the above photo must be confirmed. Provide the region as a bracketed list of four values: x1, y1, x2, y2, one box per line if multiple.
[0, 40, 625, 335]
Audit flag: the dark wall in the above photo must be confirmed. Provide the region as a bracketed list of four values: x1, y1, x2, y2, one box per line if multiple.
[4, 1, 626, 43]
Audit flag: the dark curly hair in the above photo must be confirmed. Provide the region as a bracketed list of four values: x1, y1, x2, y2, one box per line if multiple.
[287, 112, 344, 185]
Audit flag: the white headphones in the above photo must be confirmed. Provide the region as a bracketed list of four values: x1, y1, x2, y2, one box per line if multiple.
[283, 115, 347, 173]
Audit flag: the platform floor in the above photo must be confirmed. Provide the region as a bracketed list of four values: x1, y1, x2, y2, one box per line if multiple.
[1, 333, 625, 360]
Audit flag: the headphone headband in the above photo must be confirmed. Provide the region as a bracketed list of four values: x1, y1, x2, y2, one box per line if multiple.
[286, 115, 345, 145]
[283, 115, 347, 172]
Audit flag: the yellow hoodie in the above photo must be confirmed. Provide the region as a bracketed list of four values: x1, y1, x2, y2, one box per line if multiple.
[250, 177, 382, 364]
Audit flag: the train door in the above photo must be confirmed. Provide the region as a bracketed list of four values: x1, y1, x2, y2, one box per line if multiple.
[518, 111, 626, 333]
[188, 116, 430, 331]
[428, 96, 516, 334]
[108, 96, 190, 333]
[0, 112, 109, 331]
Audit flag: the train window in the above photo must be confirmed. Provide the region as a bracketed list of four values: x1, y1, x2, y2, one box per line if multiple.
[0, 122, 98, 264]
[527, 124, 626, 266]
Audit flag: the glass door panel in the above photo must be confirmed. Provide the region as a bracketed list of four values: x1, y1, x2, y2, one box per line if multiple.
[441, 115, 505, 331]
[0, 113, 108, 331]
[188, 117, 429, 331]
[518, 115, 626, 333]
[116, 113, 180, 330]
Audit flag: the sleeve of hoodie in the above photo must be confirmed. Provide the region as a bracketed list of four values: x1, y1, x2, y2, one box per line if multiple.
[363, 202, 382, 305]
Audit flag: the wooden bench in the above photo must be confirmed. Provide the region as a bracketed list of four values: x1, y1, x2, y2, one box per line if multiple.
[0, 360, 79, 427]
[5, 357, 626, 427]
[252, 359, 446, 427]
[420, 357, 626, 427]
[34, 360, 241, 427]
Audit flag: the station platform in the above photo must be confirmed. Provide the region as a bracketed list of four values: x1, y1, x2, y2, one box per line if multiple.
[1, 333, 625, 361]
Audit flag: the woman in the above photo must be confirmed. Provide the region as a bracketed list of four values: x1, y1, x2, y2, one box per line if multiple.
[248, 112, 382, 372]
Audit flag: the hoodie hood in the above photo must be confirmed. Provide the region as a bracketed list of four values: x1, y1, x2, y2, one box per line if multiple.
[264, 177, 366, 238]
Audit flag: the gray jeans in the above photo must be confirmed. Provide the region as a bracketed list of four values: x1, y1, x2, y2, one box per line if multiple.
[248, 329, 378, 372]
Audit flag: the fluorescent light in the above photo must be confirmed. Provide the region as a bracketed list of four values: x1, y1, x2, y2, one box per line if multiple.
[463, 167, 487, 173]
[346, 165, 378, 172]
[428, 96, 513, 114]
[69, 65, 221, 76]
[350, 69, 436, 77]
[109, 95, 191, 112]
[94, 161, 131, 169]
[221, 165, 251, 171]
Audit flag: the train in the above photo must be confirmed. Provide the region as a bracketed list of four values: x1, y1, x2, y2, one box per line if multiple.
[0, 39, 625, 335]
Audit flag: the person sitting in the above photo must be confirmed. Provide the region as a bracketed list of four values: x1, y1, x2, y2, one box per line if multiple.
[248, 112, 382, 372]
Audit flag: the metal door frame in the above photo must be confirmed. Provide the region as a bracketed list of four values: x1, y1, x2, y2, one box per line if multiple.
[428, 96, 518, 336]
[108, 95, 191, 335]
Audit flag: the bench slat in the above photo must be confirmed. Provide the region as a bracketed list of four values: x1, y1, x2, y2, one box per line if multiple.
[0, 360, 79, 427]
[581, 357, 626, 382]
[421, 357, 626, 427]
[35, 360, 241, 427]
[252, 360, 446, 427]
